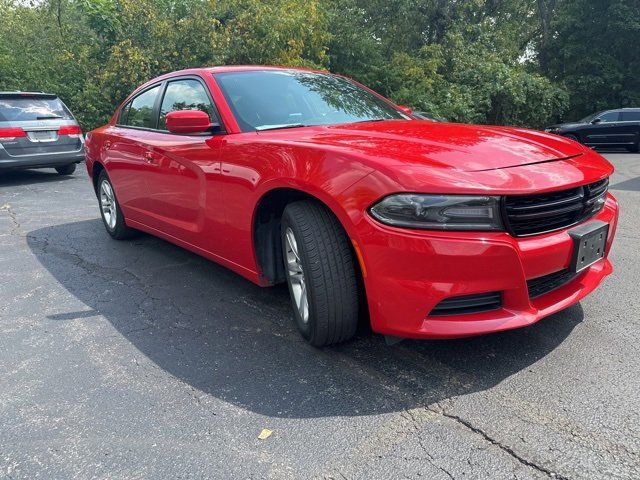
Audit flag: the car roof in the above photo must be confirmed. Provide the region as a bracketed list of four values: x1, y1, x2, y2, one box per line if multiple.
[0, 91, 58, 98]
[204, 65, 328, 74]
[146, 65, 331, 84]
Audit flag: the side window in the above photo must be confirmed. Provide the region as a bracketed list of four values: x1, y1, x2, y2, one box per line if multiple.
[122, 85, 161, 129]
[159, 79, 216, 131]
[598, 111, 620, 123]
[621, 111, 640, 121]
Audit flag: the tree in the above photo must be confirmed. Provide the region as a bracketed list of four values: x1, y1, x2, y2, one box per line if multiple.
[11, 0, 632, 130]
[541, 0, 640, 120]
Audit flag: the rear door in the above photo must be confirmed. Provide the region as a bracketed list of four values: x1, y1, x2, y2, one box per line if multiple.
[101, 84, 162, 223]
[619, 110, 640, 147]
[135, 77, 225, 252]
[0, 94, 82, 158]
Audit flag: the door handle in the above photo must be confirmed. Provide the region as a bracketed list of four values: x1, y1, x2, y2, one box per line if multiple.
[143, 151, 156, 164]
[104, 140, 112, 150]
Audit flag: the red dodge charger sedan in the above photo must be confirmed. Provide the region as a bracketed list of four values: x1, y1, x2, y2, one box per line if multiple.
[85, 66, 618, 346]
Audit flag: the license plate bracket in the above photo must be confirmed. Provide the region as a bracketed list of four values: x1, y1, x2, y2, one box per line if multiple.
[569, 220, 609, 273]
[27, 130, 57, 142]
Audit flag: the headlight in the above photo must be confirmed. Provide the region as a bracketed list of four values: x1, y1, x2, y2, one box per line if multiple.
[544, 128, 560, 133]
[369, 194, 504, 231]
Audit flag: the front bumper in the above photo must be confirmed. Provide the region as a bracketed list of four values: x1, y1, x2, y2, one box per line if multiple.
[0, 148, 85, 171]
[358, 193, 619, 339]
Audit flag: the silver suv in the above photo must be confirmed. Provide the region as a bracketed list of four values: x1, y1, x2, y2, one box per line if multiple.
[0, 92, 85, 175]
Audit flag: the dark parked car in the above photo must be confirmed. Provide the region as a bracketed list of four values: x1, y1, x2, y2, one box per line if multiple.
[545, 108, 640, 152]
[0, 92, 85, 174]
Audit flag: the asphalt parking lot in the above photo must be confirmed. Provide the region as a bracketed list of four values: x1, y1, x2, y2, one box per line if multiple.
[1, 152, 639, 479]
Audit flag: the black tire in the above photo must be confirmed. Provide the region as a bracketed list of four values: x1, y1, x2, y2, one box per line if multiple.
[628, 142, 639, 153]
[564, 134, 579, 143]
[55, 163, 76, 175]
[281, 200, 359, 346]
[97, 170, 137, 240]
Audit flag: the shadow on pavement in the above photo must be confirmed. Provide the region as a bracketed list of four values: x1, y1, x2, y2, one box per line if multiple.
[0, 168, 77, 187]
[28, 219, 583, 418]
[610, 176, 640, 192]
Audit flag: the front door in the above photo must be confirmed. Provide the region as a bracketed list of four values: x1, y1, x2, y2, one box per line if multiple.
[583, 111, 624, 146]
[138, 78, 225, 253]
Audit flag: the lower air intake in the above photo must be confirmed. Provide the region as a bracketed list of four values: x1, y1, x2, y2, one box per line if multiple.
[527, 269, 579, 299]
[430, 292, 502, 316]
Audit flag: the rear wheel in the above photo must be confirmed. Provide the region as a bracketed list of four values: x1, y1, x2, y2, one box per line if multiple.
[55, 163, 76, 175]
[281, 200, 359, 347]
[97, 170, 137, 240]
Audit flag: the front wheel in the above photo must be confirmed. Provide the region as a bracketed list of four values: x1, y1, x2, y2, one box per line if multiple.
[55, 163, 76, 175]
[281, 200, 359, 346]
[563, 134, 580, 143]
[97, 170, 137, 240]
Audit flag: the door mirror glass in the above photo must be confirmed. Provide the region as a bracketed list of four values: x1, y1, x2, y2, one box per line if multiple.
[591, 118, 602, 124]
[166, 110, 213, 134]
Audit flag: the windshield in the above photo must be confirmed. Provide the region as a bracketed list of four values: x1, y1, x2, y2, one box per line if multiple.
[0, 96, 73, 122]
[214, 70, 407, 131]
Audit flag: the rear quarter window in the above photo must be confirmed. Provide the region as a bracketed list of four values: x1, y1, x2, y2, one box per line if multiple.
[119, 85, 161, 129]
[0, 96, 73, 122]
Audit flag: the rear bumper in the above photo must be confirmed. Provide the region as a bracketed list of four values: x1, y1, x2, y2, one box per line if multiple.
[0, 148, 85, 171]
[358, 193, 619, 339]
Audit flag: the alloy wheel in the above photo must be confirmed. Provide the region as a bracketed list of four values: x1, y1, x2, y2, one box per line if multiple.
[284, 227, 309, 323]
[100, 180, 117, 230]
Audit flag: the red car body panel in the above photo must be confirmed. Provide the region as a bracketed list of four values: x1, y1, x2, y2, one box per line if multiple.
[85, 66, 619, 339]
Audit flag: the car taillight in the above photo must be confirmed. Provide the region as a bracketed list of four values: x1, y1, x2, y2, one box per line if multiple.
[0, 127, 26, 140]
[58, 125, 83, 137]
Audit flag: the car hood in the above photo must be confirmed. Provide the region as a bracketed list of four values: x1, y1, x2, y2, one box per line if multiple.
[275, 120, 586, 172]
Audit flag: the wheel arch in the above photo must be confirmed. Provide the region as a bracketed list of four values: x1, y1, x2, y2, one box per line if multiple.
[251, 185, 362, 287]
[91, 161, 106, 196]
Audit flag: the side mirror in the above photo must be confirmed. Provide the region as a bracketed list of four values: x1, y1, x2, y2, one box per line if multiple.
[398, 105, 413, 116]
[166, 110, 216, 134]
[591, 118, 602, 124]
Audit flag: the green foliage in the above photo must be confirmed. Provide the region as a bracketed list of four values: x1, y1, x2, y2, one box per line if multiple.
[1, 0, 631, 130]
[540, 0, 640, 120]
[213, 0, 329, 68]
[326, 1, 570, 126]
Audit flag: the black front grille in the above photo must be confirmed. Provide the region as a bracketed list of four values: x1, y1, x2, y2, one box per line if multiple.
[430, 292, 502, 316]
[527, 269, 580, 299]
[504, 178, 609, 236]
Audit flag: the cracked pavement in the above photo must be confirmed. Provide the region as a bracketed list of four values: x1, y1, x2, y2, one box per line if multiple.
[1, 152, 639, 479]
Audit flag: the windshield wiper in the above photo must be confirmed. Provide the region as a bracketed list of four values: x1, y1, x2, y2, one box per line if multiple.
[352, 118, 388, 124]
[255, 123, 307, 131]
[36, 115, 63, 120]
